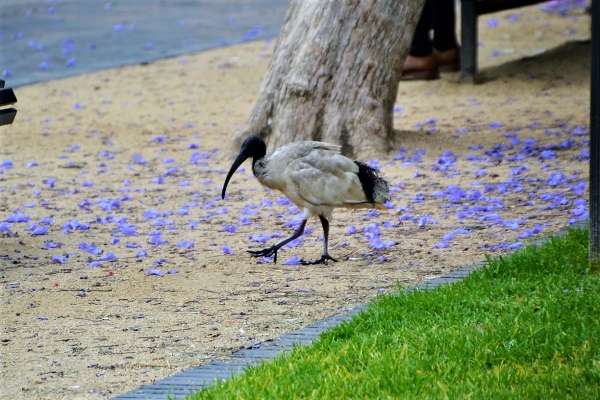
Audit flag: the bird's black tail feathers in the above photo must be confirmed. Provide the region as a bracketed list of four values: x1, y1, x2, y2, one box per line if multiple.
[354, 161, 390, 205]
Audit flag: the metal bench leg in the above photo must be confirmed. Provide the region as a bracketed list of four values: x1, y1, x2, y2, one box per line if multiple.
[460, 0, 477, 81]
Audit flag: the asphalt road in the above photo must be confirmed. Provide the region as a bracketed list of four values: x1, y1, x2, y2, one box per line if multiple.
[0, 0, 290, 88]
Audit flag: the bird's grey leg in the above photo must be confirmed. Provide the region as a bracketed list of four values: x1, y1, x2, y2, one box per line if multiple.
[301, 215, 338, 265]
[247, 219, 307, 264]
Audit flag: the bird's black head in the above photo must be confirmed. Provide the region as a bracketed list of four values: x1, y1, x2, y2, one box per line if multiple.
[222, 136, 266, 199]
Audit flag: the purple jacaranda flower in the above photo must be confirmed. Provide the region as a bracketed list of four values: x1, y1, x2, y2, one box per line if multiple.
[97, 198, 121, 211]
[453, 228, 471, 235]
[570, 207, 587, 217]
[363, 223, 381, 236]
[369, 237, 395, 250]
[31, 225, 48, 236]
[81, 181, 94, 187]
[0, 222, 12, 231]
[177, 208, 189, 216]
[136, 249, 148, 257]
[143, 209, 162, 220]
[110, 237, 120, 245]
[167, 269, 179, 274]
[283, 256, 302, 265]
[276, 197, 292, 206]
[242, 205, 259, 216]
[202, 202, 215, 210]
[126, 243, 140, 248]
[6, 212, 30, 223]
[187, 143, 199, 149]
[260, 199, 273, 208]
[547, 172, 566, 186]
[509, 242, 523, 249]
[164, 167, 179, 176]
[119, 222, 138, 236]
[152, 219, 174, 227]
[285, 216, 304, 228]
[179, 180, 191, 187]
[239, 216, 252, 225]
[150, 176, 165, 184]
[434, 241, 449, 249]
[222, 225, 237, 233]
[147, 269, 163, 276]
[365, 209, 379, 217]
[132, 154, 147, 164]
[38, 217, 54, 225]
[153, 258, 167, 266]
[222, 245, 234, 255]
[367, 159, 381, 170]
[79, 242, 102, 255]
[479, 213, 502, 221]
[149, 232, 167, 245]
[87, 261, 101, 268]
[51, 255, 68, 264]
[283, 236, 304, 249]
[249, 233, 282, 243]
[177, 240, 195, 248]
[151, 135, 166, 143]
[189, 220, 199, 230]
[503, 219, 523, 230]
[443, 232, 455, 241]
[98, 252, 117, 262]
[517, 230, 533, 239]
[418, 215, 435, 226]
[44, 240, 62, 249]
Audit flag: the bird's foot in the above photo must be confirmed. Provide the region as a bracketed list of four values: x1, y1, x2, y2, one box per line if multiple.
[247, 246, 279, 264]
[300, 254, 338, 265]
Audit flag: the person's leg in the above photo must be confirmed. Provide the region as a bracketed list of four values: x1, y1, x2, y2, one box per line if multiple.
[402, 0, 439, 80]
[410, 0, 433, 57]
[432, 0, 460, 72]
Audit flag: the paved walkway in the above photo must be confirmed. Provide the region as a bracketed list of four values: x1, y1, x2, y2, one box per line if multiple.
[0, 0, 290, 88]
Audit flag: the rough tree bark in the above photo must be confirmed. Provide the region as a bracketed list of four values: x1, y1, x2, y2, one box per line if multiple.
[231, 0, 425, 159]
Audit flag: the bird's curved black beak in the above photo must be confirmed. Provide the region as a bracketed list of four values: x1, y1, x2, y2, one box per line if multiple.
[222, 148, 251, 199]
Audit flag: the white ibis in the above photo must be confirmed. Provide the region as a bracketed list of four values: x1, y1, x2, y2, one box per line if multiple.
[222, 136, 390, 265]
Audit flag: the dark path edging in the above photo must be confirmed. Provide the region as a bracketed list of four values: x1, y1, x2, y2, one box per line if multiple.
[113, 222, 586, 399]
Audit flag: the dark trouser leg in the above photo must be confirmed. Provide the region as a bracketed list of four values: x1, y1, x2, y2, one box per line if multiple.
[410, 0, 433, 57]
[432, 0, 458, 51]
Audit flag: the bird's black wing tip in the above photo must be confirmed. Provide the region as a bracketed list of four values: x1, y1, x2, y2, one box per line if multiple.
[354, 161, 386, 204]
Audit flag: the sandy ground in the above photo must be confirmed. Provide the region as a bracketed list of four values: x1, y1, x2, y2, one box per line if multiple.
[0, 6, 592, 399]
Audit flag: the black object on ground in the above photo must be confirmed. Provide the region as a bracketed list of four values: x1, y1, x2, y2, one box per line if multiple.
[0, 79, 17, 126]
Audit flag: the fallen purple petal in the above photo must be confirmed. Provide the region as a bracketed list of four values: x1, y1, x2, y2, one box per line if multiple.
[282, 256, 302, 265]
[222, 245, 234, 255]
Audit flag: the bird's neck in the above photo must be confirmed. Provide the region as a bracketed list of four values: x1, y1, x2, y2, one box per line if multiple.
[251, 156, 267, 179]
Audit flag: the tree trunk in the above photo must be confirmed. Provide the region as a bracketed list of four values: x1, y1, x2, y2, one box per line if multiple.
[231, 0, 425, 159]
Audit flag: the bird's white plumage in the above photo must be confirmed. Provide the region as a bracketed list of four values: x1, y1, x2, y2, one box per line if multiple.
[253, 141, 384, 220]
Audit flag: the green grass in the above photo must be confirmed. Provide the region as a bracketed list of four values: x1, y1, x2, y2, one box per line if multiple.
[186, 227, 600, 399]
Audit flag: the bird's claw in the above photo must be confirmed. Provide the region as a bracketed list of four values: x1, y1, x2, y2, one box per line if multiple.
[300, 254, 338, 265]
[247, 246, 278, 264]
